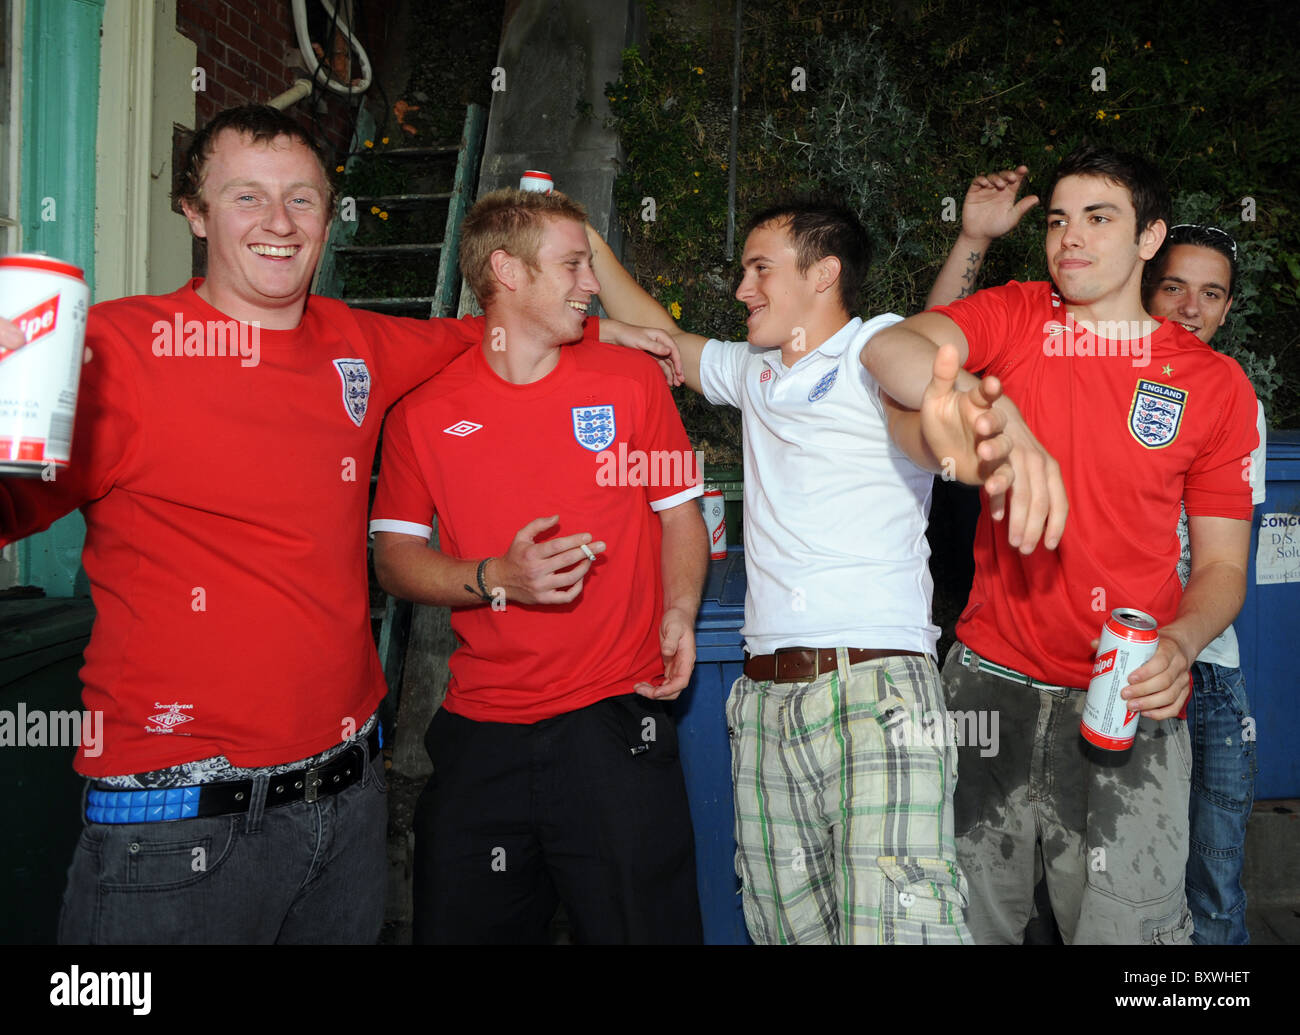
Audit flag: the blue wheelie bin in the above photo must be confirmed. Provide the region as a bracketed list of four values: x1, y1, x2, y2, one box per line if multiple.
[673, 546, 751, 944]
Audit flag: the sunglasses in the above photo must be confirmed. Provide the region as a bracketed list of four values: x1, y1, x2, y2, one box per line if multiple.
[1168, 223, 1238, 261]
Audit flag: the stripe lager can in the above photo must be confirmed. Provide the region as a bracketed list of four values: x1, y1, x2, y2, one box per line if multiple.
[0, 254, 90, 477]
[702, 487, 727, 559]
[519, 170, 554, 194]
[1080, 607, 1159, 750]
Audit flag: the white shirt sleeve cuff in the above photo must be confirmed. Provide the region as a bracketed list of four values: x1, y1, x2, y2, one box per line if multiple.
[368, 518, 434, 540]
[650, 483, 705, 512]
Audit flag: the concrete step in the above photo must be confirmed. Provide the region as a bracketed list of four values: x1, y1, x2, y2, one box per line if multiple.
[1244, 798, 1299, 943]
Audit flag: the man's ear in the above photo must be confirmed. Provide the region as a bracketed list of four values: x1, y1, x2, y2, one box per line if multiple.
[180, 198, 207, 240]
[489, 249, 521, 294]
[813, 255, 842, 296]
[1138, 218, 1167, 261]
[1220, 293, 1235, 329]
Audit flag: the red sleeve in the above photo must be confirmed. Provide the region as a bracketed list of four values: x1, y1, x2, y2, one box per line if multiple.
[932, 281, 1039, 378]
[369, 397, 437, 537]
[347, 308, 484, 411]
[629, 360, 702, 510]
[1183, 355, 1259, 520]
[1, 304, 141, 545]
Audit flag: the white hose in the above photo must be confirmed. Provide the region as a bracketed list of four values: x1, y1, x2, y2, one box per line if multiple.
[290, 0, 372, 96]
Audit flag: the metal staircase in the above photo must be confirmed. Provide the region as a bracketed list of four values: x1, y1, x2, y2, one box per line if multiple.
[313, 100, 487, 715]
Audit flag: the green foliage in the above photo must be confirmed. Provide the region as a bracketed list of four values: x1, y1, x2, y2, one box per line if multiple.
[608, 0, 1299, 440]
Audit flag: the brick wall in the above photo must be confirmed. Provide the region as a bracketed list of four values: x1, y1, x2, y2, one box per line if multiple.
[176, 0, 394, 167]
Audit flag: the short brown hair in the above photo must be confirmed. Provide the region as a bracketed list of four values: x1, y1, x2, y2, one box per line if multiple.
[744, 200, 873, 312]
[459, 188, 589, 306]
[175, 104, 334, 214]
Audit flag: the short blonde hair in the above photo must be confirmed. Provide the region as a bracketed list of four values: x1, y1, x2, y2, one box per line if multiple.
[459, 188, 589, 306]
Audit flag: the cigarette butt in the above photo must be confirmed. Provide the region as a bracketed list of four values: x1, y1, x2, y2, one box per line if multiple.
[580, 544, 596, 561]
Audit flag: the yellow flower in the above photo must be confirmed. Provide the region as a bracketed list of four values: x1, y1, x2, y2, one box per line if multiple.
[1144, 41, 1152, 49]
[694, 67, 704, 75]
[379, 211, 389, 221]
[336, 164, 345, 172]
[381, 136, 389, 144]
[1096, 110, 1107, 120]
[1207, 146, 1214, 154]
[693, 188, 699, 193]
[370, 206, 380, 215]
[364, 140, 373, 148]
[693, 171, 700, 177]
[1112, 113, 1120, 121]
[669, 301, 683, 320]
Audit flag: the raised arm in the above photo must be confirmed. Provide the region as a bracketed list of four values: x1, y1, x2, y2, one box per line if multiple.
[863, 313, 1067, 553]
[587, 224, 709, 395]
[926, 166, 1038, 310]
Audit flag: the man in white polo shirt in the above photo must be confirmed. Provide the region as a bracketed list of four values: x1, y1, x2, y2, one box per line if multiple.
[588, 201, 1029, 943]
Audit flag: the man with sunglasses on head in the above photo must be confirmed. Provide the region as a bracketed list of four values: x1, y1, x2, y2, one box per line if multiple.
[1145, 223, 1264, 945]
[927, 173, 1265, 945]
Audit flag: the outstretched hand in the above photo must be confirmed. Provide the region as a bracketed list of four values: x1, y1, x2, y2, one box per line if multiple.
[919, 344, 1068, 553]
[919, 343, 1013, 495]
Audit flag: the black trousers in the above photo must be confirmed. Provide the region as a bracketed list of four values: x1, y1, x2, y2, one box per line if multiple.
[413, 693, 703, 944]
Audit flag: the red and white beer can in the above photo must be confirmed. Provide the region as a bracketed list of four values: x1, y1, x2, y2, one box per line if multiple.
[519, 170, 554, 194]
[702, 487, 727, 559]
[0, 254, 90, 476]
[1081, 607, 1160, 751]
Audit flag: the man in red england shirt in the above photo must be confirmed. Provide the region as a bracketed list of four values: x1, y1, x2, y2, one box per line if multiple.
[0, 105, 677, 944]
[369, 187, 709, 943]
[863, 147, 1258, 944]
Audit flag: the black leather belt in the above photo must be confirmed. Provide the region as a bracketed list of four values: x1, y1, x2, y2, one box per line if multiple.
[744, 647, 925, 684]
[85, 725, 382, 824]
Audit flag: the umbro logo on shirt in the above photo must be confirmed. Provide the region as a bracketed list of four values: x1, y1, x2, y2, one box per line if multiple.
[443, 420, 483, 437]
[759, 369, 772, 384]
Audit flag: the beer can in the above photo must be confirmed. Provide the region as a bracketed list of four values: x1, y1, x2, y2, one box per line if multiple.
[519, 170, 554, 194]
[702, 487, 727, 559]
[0, 254, 90, 476]
[1080, 607, 1159, 750]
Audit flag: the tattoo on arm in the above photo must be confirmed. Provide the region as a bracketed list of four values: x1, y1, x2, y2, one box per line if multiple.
[957, 250, 984, 300]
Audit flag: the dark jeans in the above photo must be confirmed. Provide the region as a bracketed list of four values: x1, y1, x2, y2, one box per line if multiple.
[413, 694, 702, 944]
[58, 749, 388, 944]
[1185, 660, 1256, 945]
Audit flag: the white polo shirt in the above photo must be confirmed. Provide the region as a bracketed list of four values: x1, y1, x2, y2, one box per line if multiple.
[699, 314, 939, 656]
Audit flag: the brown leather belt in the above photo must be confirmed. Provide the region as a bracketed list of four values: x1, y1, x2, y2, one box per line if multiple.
[743, 647, 925, 683]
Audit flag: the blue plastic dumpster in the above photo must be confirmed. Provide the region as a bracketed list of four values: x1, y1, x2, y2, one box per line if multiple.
[674, 546, 751, 945]
[1238, 429, 1300, 801]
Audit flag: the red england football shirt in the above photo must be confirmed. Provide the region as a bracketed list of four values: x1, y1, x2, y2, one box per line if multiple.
[935, 281, 1258, 687]
[371, 341, 702, 723]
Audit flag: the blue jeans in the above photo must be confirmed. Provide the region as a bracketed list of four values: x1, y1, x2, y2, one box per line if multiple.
[1185, 661, 1256, 945]
[57, 749, 388, 944]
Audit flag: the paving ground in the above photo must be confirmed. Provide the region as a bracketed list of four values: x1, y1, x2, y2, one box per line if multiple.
[1243, 799, 1300, 944]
